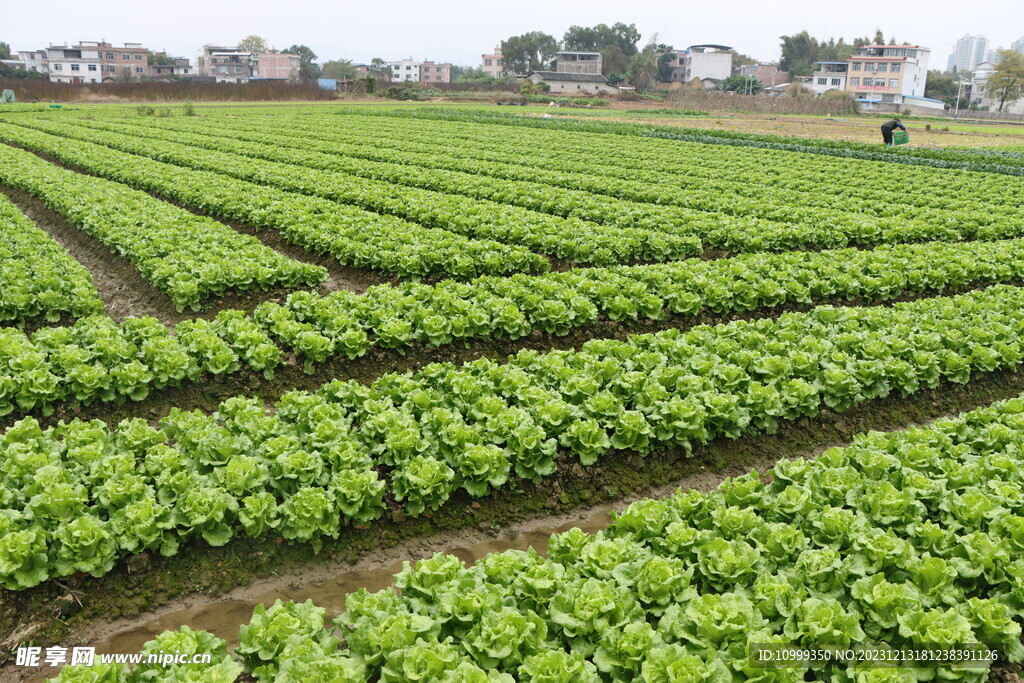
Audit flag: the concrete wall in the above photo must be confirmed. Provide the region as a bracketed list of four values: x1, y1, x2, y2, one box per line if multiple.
[554, 53, 602, 75]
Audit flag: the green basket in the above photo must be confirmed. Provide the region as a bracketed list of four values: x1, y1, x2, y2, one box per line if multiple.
[892, 130, 909, 146]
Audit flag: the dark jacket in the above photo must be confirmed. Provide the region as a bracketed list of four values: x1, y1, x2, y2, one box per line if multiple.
[881, 119, 907, 131]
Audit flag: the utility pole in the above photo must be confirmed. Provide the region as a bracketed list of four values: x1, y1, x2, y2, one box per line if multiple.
[953, 78, 964, 120]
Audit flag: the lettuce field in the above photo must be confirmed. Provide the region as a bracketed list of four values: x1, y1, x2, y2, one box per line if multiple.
[2, 104, 1024, 682]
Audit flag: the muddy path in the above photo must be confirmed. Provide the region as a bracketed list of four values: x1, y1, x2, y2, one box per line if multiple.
[6, 366, 1024, 681]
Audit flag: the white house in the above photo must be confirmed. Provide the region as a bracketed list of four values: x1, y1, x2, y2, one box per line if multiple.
[809, 62, 847, 94]
[972, 61, 1024, 114]
[17, 50, 48, 74]
[668, 45, 733, 84]
[388, 58, 420, 82]
[46, 45, 103, 83]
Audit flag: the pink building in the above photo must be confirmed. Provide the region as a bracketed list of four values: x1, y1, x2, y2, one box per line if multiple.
[257, 50, 300, 80]
[481, 46, 504, 77]
[420, 60, 451, 83]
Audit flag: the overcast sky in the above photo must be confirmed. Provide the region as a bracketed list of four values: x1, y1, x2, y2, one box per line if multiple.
[4, 0, 1023, 67]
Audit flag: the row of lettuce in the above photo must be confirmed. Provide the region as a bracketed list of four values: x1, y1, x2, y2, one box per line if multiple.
[0, 131, 545, 282]
[4, 236, 1024, 418]
[49, 388, 1024, 681]
[104, 113, 1024, 252]
[342, 105, 1024, 175]
[14, 117, 1024, 260]
[1, 121, 696, 269]
[312, 111, 1024, 208]
[5, 285, 1024, 593]
[0, 191, 103, 325]
[0, 144, 326, 312]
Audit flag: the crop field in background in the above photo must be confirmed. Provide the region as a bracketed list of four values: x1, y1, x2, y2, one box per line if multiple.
[3, 103, 1024, 681]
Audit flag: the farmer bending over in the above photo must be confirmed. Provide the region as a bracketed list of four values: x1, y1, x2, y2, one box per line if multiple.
[880, 117, 906, 146]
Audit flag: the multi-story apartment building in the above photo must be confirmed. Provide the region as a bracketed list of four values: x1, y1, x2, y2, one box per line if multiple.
[845, 44, 931, 105]
[666, 45, 733, 84]
[46, 45, 103, 83]
[256, 50, 300, 80]
[388, 58, 420, 82]
[79, 41, 149, 80]
[948, 34, 988, 73]
[481, 46, 504, 77]
[419, 61, 451, 83]
[197, 45, 256, 83]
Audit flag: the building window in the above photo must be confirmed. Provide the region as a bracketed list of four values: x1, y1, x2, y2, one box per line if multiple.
[134, 54, 142, 60]
[234, 66, 243, 73]
[53, 63, 62, 70]
[817, 77, 826, 85]
[876, 63, 887, 72]
[850, 77, 860, 86]
[136, 67, 143, 73]
[485, 59, 492, 66]
[889, 78, 898, 88]
[106, 52, 114, 59]
[122, 54, 131, 60]
[71, 63, 80, 71]
[851, 63, 861, 71]
[88, 64, 97, 71]
[862, 62, 873, 71]
[831, 78, 841, 86]
[107, 66, 115, 72]
[891, 64, 901, 73]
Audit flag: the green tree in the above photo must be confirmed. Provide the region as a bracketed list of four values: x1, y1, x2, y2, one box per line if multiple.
[0, 62, 45, 79]
[729, 50, 757, 70]
[455, 67, 497, 83]
[716, 74, 763, 94]
[285, 44, 321, 80]
[501, 32, 558, 74]
[988, 49, 1024, 111]
[148, 52, 176, 66]
[369, 57, 392, 79]
[237, 35, 268, 55]
[626, 44, 658, 93]
[924, 69, 963, 107]
[562, 23, 640, 56]
[779, 31, 817, 76]
[656, 51, 677, 82]
[321, 59, 356, 80]
[597, 45, 629, 77]
[0, 42, 11, 59]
